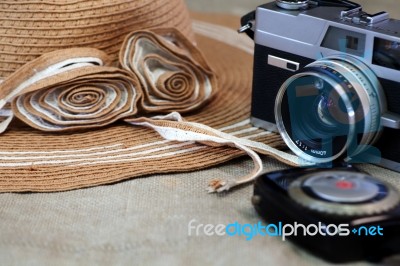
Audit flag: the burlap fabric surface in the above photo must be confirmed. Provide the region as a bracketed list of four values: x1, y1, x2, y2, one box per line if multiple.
[1, 157, 400, 265]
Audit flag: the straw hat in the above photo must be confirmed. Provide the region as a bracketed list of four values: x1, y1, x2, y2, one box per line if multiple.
[0, 0, 194, 79]
[0, 1, 296, 192]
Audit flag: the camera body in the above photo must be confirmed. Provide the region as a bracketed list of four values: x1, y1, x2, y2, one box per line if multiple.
[242, 1, 400, 171]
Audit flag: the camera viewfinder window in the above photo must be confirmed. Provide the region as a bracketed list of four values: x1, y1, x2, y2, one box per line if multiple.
[346, 36, 359, 50]
[373, 37, 400, 71]
[321, 26, 366, 57]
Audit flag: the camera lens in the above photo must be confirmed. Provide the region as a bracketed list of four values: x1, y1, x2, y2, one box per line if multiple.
[275, 55, 385, 163]
[277, 73, 355, 161]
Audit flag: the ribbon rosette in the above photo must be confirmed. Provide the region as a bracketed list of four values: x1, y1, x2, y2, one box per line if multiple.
[119, 28, 216, 114]
[0, 48, 142, 132]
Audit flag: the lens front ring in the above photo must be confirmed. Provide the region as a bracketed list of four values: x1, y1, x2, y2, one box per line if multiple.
[275, 71, 357, 164]
[275, 55, 385, 164]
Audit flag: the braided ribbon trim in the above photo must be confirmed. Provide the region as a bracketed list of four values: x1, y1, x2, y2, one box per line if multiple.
[120, 28, 215, 114]
[125, 113, 308, 193]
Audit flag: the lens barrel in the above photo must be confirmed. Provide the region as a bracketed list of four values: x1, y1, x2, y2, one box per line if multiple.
[275, 55, 385, 163]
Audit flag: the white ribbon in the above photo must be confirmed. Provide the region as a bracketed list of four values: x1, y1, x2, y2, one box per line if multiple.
[126, 112, 310, 193]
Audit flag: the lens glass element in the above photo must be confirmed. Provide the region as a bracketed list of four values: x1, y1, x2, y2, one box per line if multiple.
[278, 74, 354, 161]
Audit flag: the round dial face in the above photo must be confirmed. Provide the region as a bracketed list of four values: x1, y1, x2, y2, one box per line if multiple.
[288, 171, 400, 216]
[303, 173, 380, 203]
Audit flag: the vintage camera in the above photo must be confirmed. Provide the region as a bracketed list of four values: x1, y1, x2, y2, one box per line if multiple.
[240, 0, 400, 171]
[252, 165, 400, 262]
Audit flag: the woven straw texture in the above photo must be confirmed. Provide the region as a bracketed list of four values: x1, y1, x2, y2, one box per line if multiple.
[0, 0, 194, 79]
[0, 13, 289, 192]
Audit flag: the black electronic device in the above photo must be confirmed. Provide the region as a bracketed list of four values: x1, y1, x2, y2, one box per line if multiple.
[252, 165, 400, 263]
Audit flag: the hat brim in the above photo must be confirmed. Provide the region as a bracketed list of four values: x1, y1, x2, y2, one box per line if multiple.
[0, 14, 287, 192]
